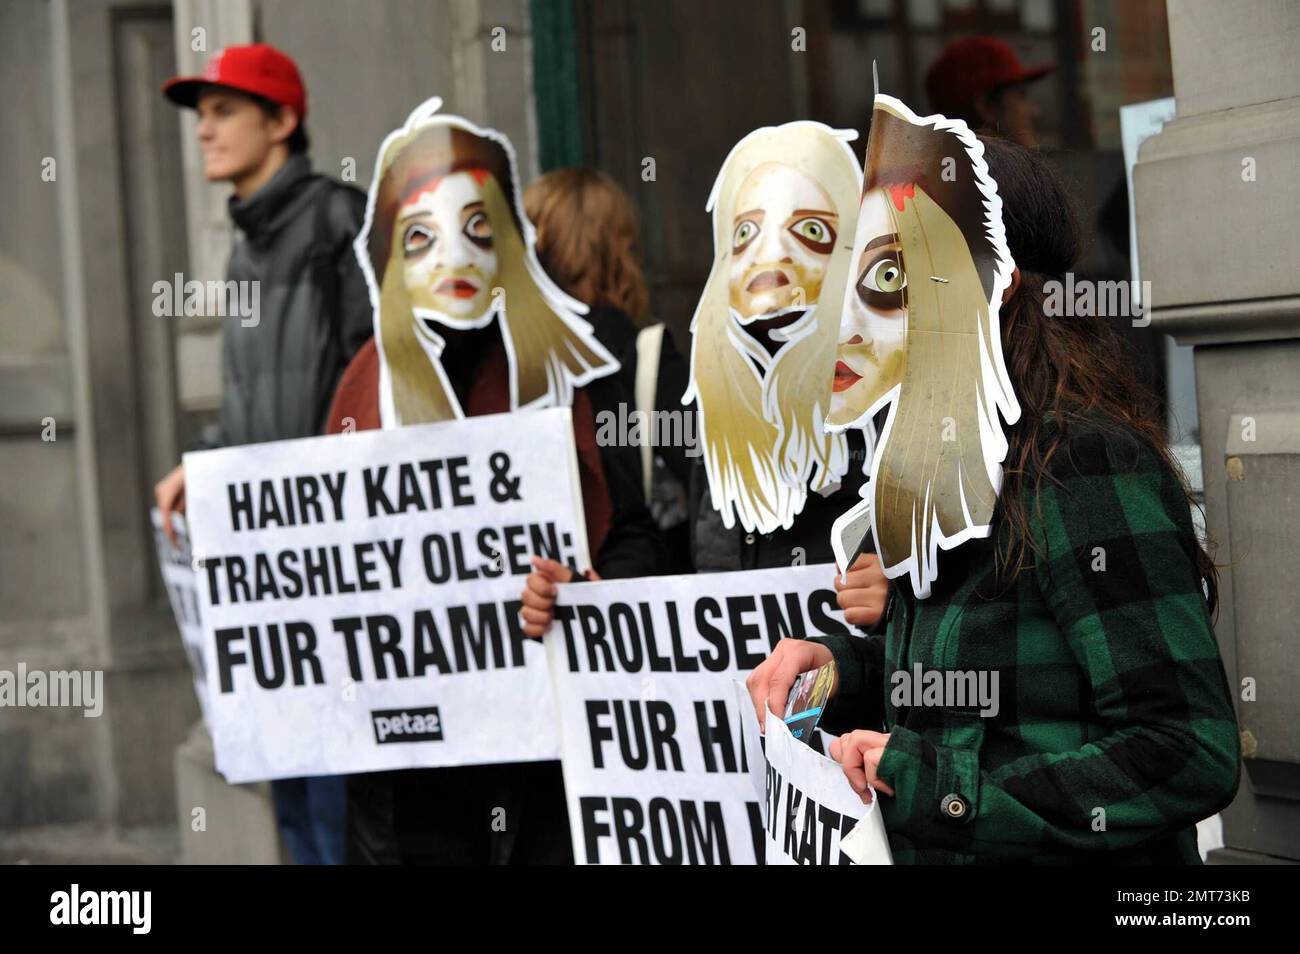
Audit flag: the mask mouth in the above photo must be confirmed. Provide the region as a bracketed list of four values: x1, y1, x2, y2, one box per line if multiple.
[436, 277, 480, 299]
[832, 360, 862, 393]
[836, 342, 877, 376]
[738, 308, 806, 360]
[745, 268, 791, 293]
[419, 314, 496, 353]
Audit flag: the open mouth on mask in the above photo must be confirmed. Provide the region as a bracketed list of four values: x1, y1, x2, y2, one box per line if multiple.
[738, 308, 808, 360]
[746, 269, 791, 293]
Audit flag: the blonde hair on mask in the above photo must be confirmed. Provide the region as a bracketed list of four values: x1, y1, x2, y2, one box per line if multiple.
[861, 97, 1018, 598]
[685, 122, 860, 533]
[358, 99, 618, 427]
[380, 174, 613, 423]
[872, 187, 1002, 578]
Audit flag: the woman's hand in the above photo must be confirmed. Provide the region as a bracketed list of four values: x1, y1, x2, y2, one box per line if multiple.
[830, 730, 895, 802]
[745, 638, 835, 731]
[155, 463, 187, 546]
[519, 556, 599, 638]
[835, 553, 888, 628]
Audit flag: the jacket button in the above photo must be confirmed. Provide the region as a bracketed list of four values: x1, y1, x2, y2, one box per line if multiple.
[744, 533, 755, 545]
[941, 793, 969, 820]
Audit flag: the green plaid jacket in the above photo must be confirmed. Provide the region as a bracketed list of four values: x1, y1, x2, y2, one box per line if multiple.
[815, 421, 1240, 864]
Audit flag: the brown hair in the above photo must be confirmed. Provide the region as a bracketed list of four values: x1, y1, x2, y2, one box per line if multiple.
[524, 167, 649, 323]
[982, 136, 1219, 613]
[368, 124, 520, 281]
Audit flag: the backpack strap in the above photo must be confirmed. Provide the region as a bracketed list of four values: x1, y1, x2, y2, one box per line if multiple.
[312, 180, 361, 351]
[634, 322, 665, 501]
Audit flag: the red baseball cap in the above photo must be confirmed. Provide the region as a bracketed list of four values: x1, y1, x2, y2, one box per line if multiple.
[925, 37, 1052, 121]
[163, 43, 307, 120]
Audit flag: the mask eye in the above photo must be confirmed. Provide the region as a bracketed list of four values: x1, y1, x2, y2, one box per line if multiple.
[789, 216, 836, 252]
[403, 223, 434, 258]
[463, 210, 493, 249]
[732, 219, 759, 254]
[862, 256, 906, 294]
[856, 253, 907, 312]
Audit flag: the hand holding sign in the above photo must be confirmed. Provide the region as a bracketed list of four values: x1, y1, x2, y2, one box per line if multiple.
[155, 463, 187, 546]
[519, 556, 599, 638]
[830, 729, 895, 799]
[745, 638, 835, 732]
[833, 553, 888, 629]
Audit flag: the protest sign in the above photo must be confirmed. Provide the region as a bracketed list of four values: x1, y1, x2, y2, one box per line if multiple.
[152, 509, 211, 724]
[544, 564, 848, 864]
[750, 689, 892, 865]
[184, 407, 587, 782]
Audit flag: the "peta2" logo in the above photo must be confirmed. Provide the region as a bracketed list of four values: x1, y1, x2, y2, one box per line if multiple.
[371, 705, 443, 744]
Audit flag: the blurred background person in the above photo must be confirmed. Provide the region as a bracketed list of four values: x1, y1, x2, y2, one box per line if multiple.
[525, 167, 694, 574]
[924, 36, 1052, 147]
[154, 42, 371, 865]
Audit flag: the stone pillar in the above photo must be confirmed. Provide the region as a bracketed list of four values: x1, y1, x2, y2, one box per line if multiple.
[0, 0, 207, 841]
[1135, 0, 1300, 863]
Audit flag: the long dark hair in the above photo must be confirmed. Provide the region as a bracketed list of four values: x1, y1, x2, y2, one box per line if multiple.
[983, 136, 1218, 614]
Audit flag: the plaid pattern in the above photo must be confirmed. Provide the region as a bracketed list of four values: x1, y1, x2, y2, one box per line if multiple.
[815, 422, 1240, 863]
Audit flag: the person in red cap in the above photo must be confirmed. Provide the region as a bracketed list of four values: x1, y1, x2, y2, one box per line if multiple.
[924, 37, 1053, 148]
[154, 43, 372, 866]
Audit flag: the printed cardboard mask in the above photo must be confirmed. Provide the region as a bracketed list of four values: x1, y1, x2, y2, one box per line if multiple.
[357, 97, 618, 426]
[827, 95, 1020, 598]
[685, 122, 865, 534]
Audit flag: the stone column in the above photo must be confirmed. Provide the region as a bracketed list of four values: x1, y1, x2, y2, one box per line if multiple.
[1135, 0, 1300, 863]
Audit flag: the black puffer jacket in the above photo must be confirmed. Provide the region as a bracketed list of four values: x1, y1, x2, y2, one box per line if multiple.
[688, 427, 871, 572]
[202, 153, 372, 448]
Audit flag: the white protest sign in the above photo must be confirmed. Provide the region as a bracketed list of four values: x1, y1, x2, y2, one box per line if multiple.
[184, 406, 588, 782]
[151, 509, 211, 724]
[753, 690, 892, 865]
[544, 564, 849, 864]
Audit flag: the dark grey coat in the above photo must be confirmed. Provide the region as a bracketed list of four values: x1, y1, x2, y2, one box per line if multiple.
[203, 153, 372, 448]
